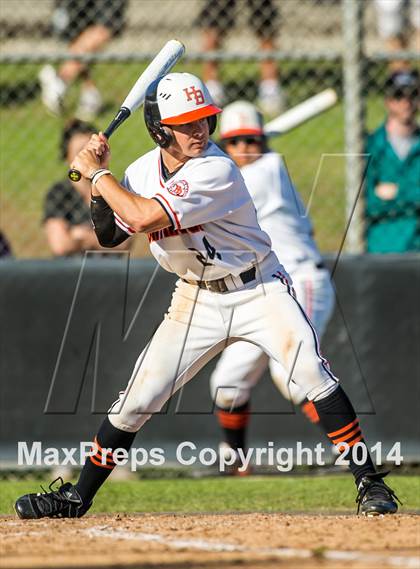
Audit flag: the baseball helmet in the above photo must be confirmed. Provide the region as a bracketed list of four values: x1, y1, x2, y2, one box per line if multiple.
[144, 72, 222, 148]
[219, 100, 265, 140]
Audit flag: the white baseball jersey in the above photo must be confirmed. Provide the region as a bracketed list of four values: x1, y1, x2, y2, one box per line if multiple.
[118, 141, 272, 281]
[241, 152, 323, 272]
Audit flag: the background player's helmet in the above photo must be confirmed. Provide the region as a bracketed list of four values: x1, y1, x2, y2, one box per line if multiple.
[144, 72, 222, 148]
[219, 101, 265, 140]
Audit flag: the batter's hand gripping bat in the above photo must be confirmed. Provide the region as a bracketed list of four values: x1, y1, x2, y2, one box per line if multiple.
[264, 89, 338, 137]
[68, 39, 185, 182]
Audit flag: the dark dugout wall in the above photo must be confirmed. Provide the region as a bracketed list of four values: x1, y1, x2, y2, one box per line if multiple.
[1, 253, 419, 463]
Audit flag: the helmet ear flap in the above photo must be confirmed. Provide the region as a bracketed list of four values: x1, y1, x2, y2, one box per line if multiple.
[208, 115, 217, 135]
[144, 78, 174, 148]
[154, 124, 173, 148]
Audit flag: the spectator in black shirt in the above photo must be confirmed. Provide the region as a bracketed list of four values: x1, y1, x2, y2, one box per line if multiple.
[0, 230, 13, 259]
[43, 119, 129, 256]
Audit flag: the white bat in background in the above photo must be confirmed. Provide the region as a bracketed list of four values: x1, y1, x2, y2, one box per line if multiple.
[264, 89, 338, 136]
[69, 39, 185, 182]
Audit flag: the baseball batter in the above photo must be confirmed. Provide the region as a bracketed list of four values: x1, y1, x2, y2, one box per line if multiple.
[211, 101, 335, 469]
[15, 72, 398, 518]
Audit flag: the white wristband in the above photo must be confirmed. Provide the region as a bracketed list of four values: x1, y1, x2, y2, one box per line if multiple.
[91, 169, 112, 186]
[89, 168, 106, 181]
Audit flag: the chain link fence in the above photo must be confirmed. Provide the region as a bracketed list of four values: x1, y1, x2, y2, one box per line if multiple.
[0, 0, 418, 258]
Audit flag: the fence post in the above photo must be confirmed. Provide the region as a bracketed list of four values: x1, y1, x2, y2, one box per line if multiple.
[342, 0, 365, 253]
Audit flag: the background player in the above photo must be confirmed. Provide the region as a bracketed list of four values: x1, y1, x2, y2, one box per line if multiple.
[15, 72, 398, 519]
[211, 101, 335, 471]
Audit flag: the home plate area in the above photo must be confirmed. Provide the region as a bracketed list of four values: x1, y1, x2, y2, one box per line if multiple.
[1, 512, 419, 569]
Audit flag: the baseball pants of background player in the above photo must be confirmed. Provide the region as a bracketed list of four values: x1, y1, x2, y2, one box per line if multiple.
[210, 261, 335, 410]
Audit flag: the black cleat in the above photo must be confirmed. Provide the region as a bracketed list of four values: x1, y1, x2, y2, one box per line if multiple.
[356, 471, 401, 516]
[14, 477, 91, 519]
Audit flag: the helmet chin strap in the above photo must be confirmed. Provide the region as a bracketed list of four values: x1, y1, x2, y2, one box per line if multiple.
[161, 126, 174, 148]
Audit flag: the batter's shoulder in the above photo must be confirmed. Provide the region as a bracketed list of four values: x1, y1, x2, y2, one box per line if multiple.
[190, 142, 240, 181]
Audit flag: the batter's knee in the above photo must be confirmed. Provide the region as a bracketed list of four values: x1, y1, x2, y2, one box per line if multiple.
[107, 388, 170, 433]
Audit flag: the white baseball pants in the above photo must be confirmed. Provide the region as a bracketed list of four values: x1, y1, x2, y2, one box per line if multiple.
[211, 261, 335, 409]
[108, 252, 338, 433]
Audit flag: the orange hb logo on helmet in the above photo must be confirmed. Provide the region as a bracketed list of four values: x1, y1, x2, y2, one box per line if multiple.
[152, 73, 221, 126]
[183, 86, 205, 106]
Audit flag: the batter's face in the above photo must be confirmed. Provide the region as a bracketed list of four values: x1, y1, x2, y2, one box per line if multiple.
[224, 137, 264, 168]
[168, 118, 210, 158]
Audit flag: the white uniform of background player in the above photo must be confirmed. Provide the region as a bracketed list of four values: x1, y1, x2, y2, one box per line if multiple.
[15, 73, 397, 520]
[211, 102, 335, 445]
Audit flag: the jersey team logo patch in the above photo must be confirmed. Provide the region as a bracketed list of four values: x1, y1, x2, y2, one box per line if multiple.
[167, 179, 189, 198]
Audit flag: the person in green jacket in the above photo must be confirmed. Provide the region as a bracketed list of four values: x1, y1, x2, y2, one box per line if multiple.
[365, 69, 420, 253]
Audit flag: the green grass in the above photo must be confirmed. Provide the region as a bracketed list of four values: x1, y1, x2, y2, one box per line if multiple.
[0, 61, 387, 257]
[1, 475, 419, 515]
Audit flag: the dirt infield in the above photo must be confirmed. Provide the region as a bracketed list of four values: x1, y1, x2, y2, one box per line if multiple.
[1, 512, 419, 569]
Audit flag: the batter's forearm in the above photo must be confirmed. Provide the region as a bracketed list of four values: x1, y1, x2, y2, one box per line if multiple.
[94, 174, 150, 229]
[94, 174, 171, 233]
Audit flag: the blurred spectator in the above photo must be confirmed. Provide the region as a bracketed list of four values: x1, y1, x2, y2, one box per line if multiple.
[38, 0, 127, 119]
[198, 0, 284, 115]
[374, 0, 420, 70]
[43, 119, 130, 256]
[0, 230, 13, 259]
[365, 70, 420, 253]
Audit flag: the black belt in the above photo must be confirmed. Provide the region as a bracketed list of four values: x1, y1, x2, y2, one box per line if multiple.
[182, 266, 256, 293]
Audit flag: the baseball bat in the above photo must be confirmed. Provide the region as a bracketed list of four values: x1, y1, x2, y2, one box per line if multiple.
[264, 89, 338, 137]
[68, 39, 185, 182]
